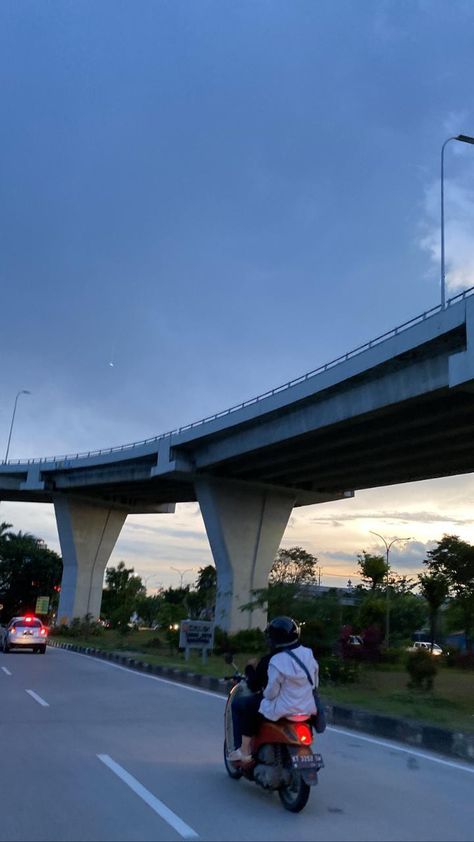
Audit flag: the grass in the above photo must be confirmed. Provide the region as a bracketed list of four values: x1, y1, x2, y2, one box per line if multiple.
[321, 665, 474, 733]
[50, 629, 474, 733]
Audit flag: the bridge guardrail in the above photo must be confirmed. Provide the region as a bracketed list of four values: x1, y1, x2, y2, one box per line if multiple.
[4, 285, 474, 467]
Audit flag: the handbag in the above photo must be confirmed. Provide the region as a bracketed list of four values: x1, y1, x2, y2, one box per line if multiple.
[287, 649, 327, 734]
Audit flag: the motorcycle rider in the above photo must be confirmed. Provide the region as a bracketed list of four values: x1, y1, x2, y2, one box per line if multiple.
[228, 616, 319, 763]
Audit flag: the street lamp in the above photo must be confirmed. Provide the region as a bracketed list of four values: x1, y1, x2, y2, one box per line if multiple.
[4, 390, 31, 463]
[369, 531, 411, 648]
[142, 574, 162, 593]
[440, 133, 474, 309]
[170, 566, 194, 588]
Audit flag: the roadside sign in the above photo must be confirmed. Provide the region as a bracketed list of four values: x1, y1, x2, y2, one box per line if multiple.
[179, 619, 214, 663]
[35, 596, 50, 615]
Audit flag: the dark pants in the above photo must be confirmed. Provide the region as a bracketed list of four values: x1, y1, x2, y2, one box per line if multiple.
[231, 692, 263, 749]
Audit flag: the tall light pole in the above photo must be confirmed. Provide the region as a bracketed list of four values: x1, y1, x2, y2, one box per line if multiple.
[441, 133, 474, 309]
[170, 566, 194, 588]
[369, 531, 411, 648]
[4, 390, 31, 463]
[142, 574, 162, 593]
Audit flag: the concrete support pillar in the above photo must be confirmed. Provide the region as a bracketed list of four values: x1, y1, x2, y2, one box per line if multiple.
[53, 496, 127, 624]
[195, 478, 295, 633]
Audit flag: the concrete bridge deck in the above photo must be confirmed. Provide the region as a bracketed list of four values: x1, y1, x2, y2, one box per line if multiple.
[2, 286, 474, 630]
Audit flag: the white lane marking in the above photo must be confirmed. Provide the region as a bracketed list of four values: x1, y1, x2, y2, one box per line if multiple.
[52, 647, 474, 776]
[25, 689, 49, 707]
[327, 726, 474, 774]
[98, 754, 199, 840]
[50, 646, 222, 699]
[1, 667, 12, 675]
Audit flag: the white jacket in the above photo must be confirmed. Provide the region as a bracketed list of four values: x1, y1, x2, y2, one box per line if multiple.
[258, 644, 319, 722]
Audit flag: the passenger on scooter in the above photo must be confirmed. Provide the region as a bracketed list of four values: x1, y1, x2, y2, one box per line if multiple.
[228, 616, 319, 764]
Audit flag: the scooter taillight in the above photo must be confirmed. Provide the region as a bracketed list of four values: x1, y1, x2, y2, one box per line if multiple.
[294, 723, 312, 744]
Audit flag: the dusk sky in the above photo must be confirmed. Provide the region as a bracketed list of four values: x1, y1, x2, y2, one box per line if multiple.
[1, 1, 474, 590]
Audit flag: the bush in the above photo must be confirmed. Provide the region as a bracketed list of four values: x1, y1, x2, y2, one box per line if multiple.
[406, 650, 438, 692]
[319, 656, 360, 685]
[52, 616, 105, 639]
[144, 636, 162, 650]
[452, 650, 474, 670]
[300, 619, 332, 658]
[213, 627, 230, 655]
[224, 628, 266, 655]
[165, 627, 179, 652]
[378, 647, 405, 666]
[441, 646, 458, 668]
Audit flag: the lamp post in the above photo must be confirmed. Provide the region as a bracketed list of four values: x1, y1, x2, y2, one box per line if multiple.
[142, 574, 162, 593]
[170, 566, 194, 588]
[369, 531, 411, 648]
[440, 133, 474, 309]
[4, 390, 31, 463]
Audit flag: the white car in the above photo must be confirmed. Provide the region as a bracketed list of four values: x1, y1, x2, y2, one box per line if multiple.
[2, 616, 48, 654]
[408, 641, 443, 656]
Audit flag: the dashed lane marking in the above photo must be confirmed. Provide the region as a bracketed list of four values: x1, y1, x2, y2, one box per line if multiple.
[98, 754, 199, 840]
[25, 689, 49, 707]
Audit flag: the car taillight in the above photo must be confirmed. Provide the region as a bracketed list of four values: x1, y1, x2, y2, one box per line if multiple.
[10, 628, 16, 635]
[295, 724, 312, 744]
[40, 628, 47, 636]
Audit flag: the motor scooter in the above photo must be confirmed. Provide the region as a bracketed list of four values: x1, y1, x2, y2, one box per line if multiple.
[223, 656, 324, 813]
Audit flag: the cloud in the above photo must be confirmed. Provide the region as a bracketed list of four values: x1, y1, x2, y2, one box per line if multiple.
[308, 510, 473, 526]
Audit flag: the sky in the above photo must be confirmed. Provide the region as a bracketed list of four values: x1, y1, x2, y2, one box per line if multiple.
[1, 0, 474, 591]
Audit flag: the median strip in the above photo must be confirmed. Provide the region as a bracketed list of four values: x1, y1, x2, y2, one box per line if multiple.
[97, 754, 199, 840]
[25, 689, 49, 707]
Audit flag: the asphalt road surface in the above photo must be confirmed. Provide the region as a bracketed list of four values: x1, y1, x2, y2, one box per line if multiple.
[0, 646, 472, 842]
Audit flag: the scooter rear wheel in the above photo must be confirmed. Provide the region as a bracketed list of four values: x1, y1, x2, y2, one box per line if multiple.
[223, 739, 243, 779]
[278, 767, 311, 812]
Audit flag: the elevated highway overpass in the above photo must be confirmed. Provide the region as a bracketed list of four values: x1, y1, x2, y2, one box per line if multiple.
[2, 287, 474, 630]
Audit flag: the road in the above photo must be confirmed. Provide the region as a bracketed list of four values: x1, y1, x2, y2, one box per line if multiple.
[0, 646, 472, 842]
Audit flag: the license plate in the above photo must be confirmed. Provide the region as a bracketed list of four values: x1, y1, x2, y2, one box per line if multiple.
[291, 752, 324, 770]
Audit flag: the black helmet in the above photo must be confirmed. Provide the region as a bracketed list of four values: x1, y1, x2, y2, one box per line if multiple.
[266, 616, 300, 649]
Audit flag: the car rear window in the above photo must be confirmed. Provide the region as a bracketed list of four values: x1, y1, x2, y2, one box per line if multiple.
[13, 620, 42, 629]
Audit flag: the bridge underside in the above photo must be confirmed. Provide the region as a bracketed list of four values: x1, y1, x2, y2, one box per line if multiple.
[3, 295, 474, 631]
[4, 386, 474, 508]
[180, 386, 474, 495]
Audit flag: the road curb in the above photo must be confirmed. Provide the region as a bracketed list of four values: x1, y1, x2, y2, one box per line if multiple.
[48, 640, 474, 764]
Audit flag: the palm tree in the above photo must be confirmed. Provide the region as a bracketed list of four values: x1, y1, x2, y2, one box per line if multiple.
[0, 522, 13, 538]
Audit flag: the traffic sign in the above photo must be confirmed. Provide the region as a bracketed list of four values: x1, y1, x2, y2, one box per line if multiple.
[35, 596, 50, 615]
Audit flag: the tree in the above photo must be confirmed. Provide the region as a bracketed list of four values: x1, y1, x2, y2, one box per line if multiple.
[0, 528, 62, 621]
[240, 547, 319, 620]
[192, 565, 216, 618]
[269, 547, 319, 585]
[418, 573, 449, 651]
[356, 551, 388, 591]
[101, 562, 145, 629]
[0, 522, 13, 539]
[134, 592, 164, 627]
[424, 535, 474, 651]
